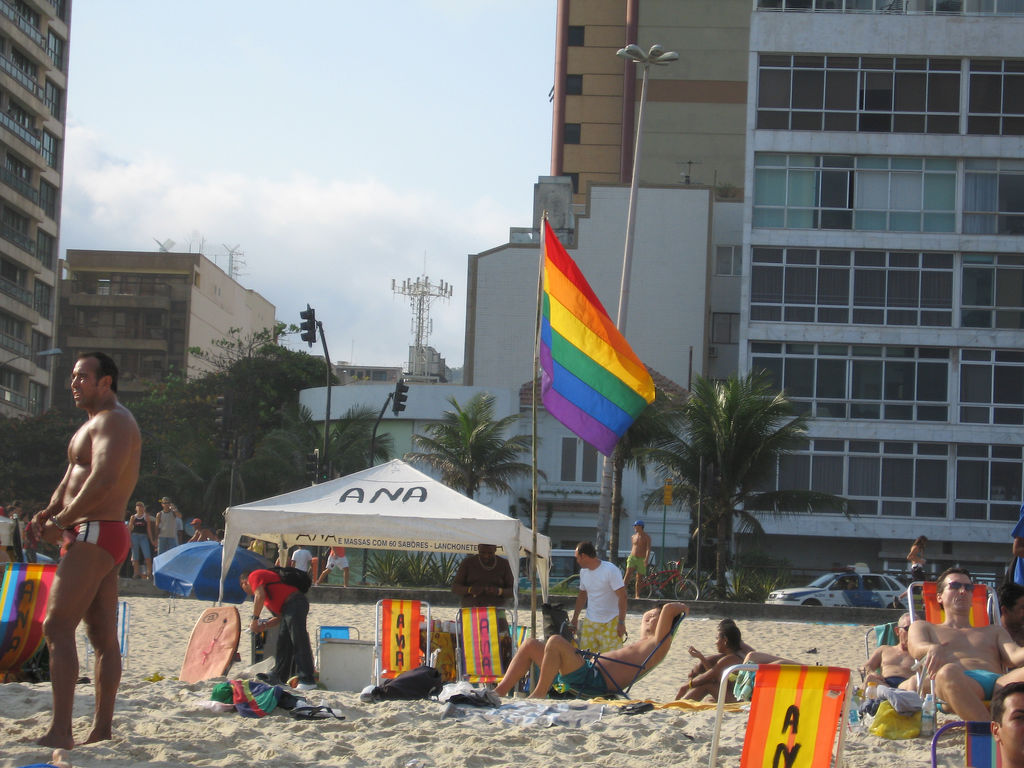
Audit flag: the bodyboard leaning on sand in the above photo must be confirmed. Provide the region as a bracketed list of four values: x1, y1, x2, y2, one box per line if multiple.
[180, 606, 240, 683]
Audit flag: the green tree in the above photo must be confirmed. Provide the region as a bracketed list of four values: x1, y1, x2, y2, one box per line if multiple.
[405, 392, 533, 499]
[328, 404, 393, 477]
[0, 409, 82, 511]
[647, 372, 845, 584]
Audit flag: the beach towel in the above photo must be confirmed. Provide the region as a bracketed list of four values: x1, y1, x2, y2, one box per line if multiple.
[442, 699, 605, 727]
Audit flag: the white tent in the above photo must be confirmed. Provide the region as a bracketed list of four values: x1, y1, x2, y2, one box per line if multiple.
[219, 459, 551, 605]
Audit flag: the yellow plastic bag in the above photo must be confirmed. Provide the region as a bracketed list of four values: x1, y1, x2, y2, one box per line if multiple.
[869, 700, 921, 739]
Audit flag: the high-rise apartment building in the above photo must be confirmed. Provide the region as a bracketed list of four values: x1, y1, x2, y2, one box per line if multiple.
[57, 250, 275, 402]
[742, 0, 1024, 571]
[0, 0, 70, 417]
[550, 0, 750, 203]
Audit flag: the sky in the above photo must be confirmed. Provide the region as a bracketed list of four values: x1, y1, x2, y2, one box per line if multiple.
[60, 1, 557, 370]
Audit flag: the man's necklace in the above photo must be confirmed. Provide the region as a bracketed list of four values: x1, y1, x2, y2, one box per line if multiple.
[477, 556, 496, 571]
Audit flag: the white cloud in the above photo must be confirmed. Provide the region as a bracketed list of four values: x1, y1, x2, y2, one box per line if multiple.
[60, 124, 527, 369]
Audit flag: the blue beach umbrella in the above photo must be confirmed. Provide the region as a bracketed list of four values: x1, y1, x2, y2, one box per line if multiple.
[154, 541, 272, 603]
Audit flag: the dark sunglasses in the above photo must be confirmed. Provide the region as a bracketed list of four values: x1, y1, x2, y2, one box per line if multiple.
[945, 581, 973, 592]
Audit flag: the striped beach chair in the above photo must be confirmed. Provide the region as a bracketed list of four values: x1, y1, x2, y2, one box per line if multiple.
[932, 720, 1002, 768]
[0, 562, 57, 678]
[456, 606, 509, 684]
[372, 599, 430, 686]
[709, 663, 852, 768]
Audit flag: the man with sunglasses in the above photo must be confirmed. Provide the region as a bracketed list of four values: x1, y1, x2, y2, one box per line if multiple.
[909, 567, 1024, 721]
[862, 613, 917, 690]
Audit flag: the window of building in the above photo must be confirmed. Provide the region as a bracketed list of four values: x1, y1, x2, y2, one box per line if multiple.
[46, 30, 65, 72]
[753, 153, 956, 232]
[560, 437, 577, 481]
[751, 343, 949, 421]
[0, 256, 24, 286]
[6, 151, 30, 181]
[7, 100, 32, 131]
[566, 74, 583, 95]
[33, 279, 51, 319]
[38, 179, 56, 219]
[43, 80, 62, 120]
[28, 380, 44, 415]
[40, 131, 57, 169]
[566, 172, 579, 193]
[10, 47, 35, 79]
[757, 54, 960, 134]
[2, 205, 28, 234]
[564, 123, 581, 144]
[567, 26, 584, 46]
[14, 1, 38, 29]
[559, 437, 598, 482]
[35, 229, 54, 269]
[959, 349, 1024, 425]
[761, 439, 949, 519]
[963, 159, 1024, 234]
[960, 253, 1024, 328]
[711, 313, 740, 344]
[968, 59, 1024, 136]
[0, 309, 25, 346]
[955, 443, 1022, 521]
[750, 247, 953, 326]
[715, 245, 742, 275]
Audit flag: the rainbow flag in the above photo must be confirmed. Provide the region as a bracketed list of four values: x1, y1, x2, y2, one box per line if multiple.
[539, 220, 655, 455]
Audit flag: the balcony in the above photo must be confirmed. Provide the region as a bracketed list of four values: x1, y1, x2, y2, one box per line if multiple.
[0, 331, 29, 357]
[1, 220, 34, 253]
[0, 0, 44, 47]
[0, 275, 32, 306]
[0, 111, 40, 152]
[0, 384, 28, 410]
[756, 0, 1024, 14]
[0, 165, 38, 205]
[0, 52, 42, 101]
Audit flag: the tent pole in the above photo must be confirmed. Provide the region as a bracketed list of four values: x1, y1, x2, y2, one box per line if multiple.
[530, 213, 547, 641]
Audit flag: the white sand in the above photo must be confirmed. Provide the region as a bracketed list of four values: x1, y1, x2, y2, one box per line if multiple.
[1, 595, 950, 767]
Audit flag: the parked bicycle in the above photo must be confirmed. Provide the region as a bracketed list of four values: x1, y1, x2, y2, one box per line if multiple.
[635, 561, 700, 601]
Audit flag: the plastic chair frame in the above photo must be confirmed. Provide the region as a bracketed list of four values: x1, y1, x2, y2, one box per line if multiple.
[931, 720, 1003, 768]
[709, 663, 852, 768]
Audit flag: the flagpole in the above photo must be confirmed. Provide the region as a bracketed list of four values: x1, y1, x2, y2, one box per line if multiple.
[530, 212, 546, 640]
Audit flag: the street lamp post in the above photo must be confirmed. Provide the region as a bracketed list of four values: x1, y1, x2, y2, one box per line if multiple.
[595, 43, 678, 558]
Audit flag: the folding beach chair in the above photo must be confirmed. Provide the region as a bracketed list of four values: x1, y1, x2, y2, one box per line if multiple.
[931, 720, 1002, 768]
[0, 562, 57, 679]
[557, 611, 685, 699]
[906, 581, 999, 626]
[372, 599, 431, 686]
[83, 600, 130, 671]
[864, 621, 897, 660]
[456, 606, 511, 684]
[709, 663, 852, 768]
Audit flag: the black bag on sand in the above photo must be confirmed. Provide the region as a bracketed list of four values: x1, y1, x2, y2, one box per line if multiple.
[542, 602, 573, 642]
[373, 665, 444, 700]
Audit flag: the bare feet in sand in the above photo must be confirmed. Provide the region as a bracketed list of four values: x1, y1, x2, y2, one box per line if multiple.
[51, 748, 73, 768]
[35, 728, 75, 750]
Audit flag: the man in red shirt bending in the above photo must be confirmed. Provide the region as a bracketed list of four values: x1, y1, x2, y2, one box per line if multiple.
[240, 569, 316, 690]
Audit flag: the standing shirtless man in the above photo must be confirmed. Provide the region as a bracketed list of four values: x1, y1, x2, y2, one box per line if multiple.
[623, 520, 652, 598]
[25, 352, 141, 749]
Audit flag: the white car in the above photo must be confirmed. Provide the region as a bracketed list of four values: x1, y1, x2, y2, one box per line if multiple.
[765, 571, 907, 608]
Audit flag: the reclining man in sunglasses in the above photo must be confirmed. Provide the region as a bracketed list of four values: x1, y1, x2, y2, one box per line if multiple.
[493, 602, 687, 699]
[909, 567, 1024, 720]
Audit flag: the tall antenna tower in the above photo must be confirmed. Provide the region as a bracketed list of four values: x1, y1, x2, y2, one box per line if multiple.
[392, 274, 453, 379]
[222, 244, 246, 281]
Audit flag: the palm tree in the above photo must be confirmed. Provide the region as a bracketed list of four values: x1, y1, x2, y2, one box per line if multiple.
[647, 372, 845, 584]
[405, 392, 532, 499]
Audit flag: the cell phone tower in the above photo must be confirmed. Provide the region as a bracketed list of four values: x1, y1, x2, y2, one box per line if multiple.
[392, 274, 453, 380]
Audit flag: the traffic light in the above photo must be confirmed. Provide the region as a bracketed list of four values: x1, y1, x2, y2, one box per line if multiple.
[306, 449, 320, 484]
[392, 378, 409, 415]
[299, 304, 317, 347]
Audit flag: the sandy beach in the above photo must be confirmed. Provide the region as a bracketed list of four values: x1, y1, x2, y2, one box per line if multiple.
[2, 593, 954, 767]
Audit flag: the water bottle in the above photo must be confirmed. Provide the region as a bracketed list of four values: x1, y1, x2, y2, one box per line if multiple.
[848, 688, 862, 731]
[920, 693, 936, 738]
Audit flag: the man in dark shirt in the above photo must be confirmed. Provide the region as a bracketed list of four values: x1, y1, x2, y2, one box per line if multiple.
[451, 543, 515, 608]
[241, 569, 316, 690]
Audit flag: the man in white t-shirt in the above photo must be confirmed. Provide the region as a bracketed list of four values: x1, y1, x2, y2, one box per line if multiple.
[289, 546, 313, 574]
[570, 540, 627, 653]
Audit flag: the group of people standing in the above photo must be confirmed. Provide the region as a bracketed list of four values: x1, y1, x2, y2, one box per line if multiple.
[125, 496, 213, 579]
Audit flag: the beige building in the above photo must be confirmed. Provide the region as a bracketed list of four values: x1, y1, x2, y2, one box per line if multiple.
[552, 0, 750, 203]
[0, 0, 70, 417]
[56, 250, 275, 400]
